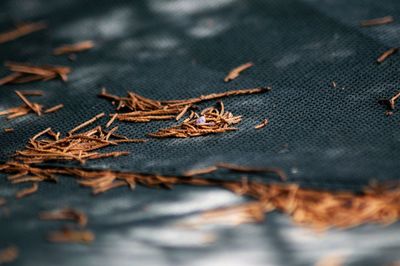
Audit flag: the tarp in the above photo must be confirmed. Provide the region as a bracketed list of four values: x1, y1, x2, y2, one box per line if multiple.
[1, 0, 400, 265]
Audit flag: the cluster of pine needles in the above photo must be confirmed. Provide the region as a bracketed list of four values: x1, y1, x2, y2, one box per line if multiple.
[0, 62, 70, 85]
[148, 101, 241, 138]
[2, 159, 400, 230]
[12, 114, 145, 165]
[0, 90, 63, 119]
[100, 86, 268, 124]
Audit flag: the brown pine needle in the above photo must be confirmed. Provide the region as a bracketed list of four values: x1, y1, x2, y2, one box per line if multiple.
[224, 62, 254, 82]
[18, 90, 44, 96]
[44, 104, 64, 114]
[15, 90, 41, 115]
[0, 22, 46, 44]
[379, 91, 400, 111]
[377, 48, 398, 63]
[89, 151, 130, 159]
[16, 182, 38, 199]
[4, 128, 14, 133]
[68, 113, 105, 135]
[0, 246, 18, 264]
[106, 113, 118, 128]
[0, 106, 30, 120]
[53, 40, 95, 55]
[47, 229, 94, 244]
[360, 16, 394, 27]
[254, 118, 269, 129]
[32, 127, 52, 141]
[0, 72, 22, 86]
[183, 166, 218, 176]
[171, 86, 269, 106]
[175, 104, 191, 120]
[39, 208, 87, 227]
[5, 62, 51, 76]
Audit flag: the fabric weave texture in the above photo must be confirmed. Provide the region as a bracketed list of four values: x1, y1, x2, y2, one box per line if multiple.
[1, 1, 400, 265]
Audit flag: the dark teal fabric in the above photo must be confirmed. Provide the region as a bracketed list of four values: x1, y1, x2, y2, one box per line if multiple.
[1, 0, 400, 265]
[1, 0, 400, 189]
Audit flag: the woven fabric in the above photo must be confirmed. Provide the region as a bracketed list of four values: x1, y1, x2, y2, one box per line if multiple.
[1, 0, 400, 265]
[1, 0, 399, 190]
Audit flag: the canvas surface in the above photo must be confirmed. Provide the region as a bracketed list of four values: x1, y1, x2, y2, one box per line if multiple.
[1, 0, 400, 265]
